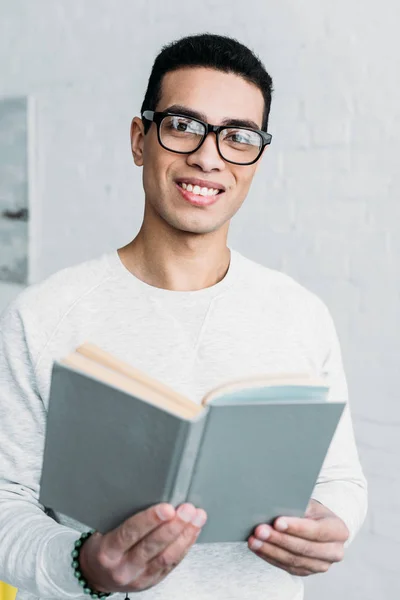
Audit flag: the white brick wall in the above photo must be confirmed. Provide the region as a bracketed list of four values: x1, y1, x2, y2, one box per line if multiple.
[0, 1, 399, 597]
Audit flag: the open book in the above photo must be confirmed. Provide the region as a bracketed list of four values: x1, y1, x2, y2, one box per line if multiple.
[39, 343, 345, 543]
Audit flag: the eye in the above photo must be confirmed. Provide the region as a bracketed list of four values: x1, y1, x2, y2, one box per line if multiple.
[174, 119, 189, 132]
[169, 117, 203, 135]
[224, 128, 261, 147]
[230, 132, 248, 143]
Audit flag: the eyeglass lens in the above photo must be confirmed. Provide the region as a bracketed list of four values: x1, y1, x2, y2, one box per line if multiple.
[160, 115, 262, 164]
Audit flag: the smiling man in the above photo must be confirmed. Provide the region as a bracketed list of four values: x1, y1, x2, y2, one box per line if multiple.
[0, 34, 367, 600]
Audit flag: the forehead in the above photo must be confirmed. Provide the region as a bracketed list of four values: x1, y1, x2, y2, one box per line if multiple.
[158, 67, 265, 128]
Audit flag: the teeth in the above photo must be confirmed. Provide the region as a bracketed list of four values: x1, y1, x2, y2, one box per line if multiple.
[178, 182, 221, 197]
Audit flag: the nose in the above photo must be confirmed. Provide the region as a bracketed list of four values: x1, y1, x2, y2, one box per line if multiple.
[186, 132, 226, 172]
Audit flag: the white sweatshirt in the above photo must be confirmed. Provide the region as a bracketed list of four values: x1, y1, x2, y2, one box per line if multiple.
[0, 247, 367, 600]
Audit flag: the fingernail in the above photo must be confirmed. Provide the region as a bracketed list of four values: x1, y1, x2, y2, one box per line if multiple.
[156, 504, 174, 521]
[192, 510, 207, 528]
[256, 525, 271, 541]
[250, 538, 263, 550]
[177, 504, 196, 523]
[275, 518, 288, 531]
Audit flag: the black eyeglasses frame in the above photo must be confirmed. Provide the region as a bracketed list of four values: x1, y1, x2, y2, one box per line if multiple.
[141, 110, 272, 166]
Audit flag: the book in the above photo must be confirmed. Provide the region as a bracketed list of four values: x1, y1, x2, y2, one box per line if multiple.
[39, 343, 345, 543]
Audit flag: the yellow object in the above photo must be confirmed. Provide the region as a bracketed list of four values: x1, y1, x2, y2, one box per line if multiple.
[0, 582, 17, 600]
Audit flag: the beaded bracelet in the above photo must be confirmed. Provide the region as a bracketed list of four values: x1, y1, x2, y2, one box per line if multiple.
[72, 530, 129, 599]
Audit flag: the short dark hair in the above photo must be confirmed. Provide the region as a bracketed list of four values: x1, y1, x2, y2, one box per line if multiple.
[140, 33, 273, 133]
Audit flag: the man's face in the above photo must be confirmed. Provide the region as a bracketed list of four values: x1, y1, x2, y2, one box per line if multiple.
[131, 67, 266, 235]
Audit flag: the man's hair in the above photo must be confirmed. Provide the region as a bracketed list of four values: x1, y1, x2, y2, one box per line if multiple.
[140, 33, 273, 133]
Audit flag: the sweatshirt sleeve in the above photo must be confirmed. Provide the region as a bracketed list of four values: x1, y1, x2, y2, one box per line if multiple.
[0, 299, 92, 598]
[310, 300, 368, 545]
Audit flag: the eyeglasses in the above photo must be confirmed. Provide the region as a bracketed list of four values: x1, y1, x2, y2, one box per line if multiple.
[142, 110, 272, 166]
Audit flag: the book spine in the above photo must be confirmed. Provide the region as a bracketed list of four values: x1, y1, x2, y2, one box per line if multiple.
[166, 411, 208, 507]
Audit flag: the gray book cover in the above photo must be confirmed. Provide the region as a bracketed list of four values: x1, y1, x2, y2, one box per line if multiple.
[188, 400, 344, 542]
[39, 363, 344, 543]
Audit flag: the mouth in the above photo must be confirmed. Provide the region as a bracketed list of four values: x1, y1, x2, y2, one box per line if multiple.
[175, 179, 225, 207]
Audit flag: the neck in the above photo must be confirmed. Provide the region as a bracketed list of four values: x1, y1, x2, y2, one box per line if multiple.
[118, 218, 231, 292]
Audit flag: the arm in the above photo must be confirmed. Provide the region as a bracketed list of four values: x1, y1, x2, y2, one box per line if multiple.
[309, 300, 367, 545]
[247, 299, 367, 574]
[0, 300, 86, 598]
[0, 299, 207, 597]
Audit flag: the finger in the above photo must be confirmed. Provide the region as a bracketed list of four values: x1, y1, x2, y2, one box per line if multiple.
[248, 537, 331, 575]
[125, 512, 206, 593]
[121, 504, 200, 574]
[251, 551, 315, 577]
[253, 525, 345, 563]
[113, 505, 203, 587]
[272, 515, 349, 543]
[102, 503, 176, 560]
[143, 513, 206, 581]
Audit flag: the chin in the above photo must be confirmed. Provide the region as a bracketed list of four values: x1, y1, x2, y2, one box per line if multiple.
[172, 218, 226, 236]
[182, 226, 220, 235]
[158, 209, 225, 235]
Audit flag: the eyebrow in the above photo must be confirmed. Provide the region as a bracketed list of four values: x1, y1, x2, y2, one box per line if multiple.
[163, 104, 261, 131]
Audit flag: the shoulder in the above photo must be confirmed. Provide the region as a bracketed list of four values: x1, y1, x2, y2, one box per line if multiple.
[1, 251, 114, 361]
[14, 251, 113, 315]
[234, 249, 337, 355]
[235, 249, 329, 317]
[234, 250, 339, 365]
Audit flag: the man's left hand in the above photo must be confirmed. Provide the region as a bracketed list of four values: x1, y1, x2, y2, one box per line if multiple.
[248, 500, 349, 576]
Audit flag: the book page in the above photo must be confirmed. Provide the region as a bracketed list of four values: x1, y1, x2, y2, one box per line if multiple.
[60, 352, 201, 419]
[201, 373, 326, 406]
[75, 343, 198, 413]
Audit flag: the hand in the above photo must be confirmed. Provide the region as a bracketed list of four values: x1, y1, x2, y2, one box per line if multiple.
[247, 499, 349, 576]
[79, 502, 207, 593]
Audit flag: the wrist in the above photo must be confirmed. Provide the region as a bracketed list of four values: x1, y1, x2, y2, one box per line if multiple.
[72, 531, 111, 598]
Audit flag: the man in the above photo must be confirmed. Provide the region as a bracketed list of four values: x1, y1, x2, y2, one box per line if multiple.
[0, 33, 367, 600]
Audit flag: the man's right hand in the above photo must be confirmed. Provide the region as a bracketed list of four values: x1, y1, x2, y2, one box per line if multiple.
[79, 503, 207, 594]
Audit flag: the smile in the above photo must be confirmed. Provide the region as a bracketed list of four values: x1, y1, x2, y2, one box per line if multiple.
[175, 182, 223, 207]
[177, 182, 222, 197]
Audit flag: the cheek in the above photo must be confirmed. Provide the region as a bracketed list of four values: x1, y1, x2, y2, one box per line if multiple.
[143, 141, 179, 183]
[233, 169, 256, 196]
[142, 152, 165, 190]
[143, 135, 165, 172]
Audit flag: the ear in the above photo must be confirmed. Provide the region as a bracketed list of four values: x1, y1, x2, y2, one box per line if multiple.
[130, 116, 145, 166]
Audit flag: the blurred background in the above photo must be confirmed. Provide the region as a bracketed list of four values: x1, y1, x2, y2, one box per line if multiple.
[0, 1, 399, 598]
